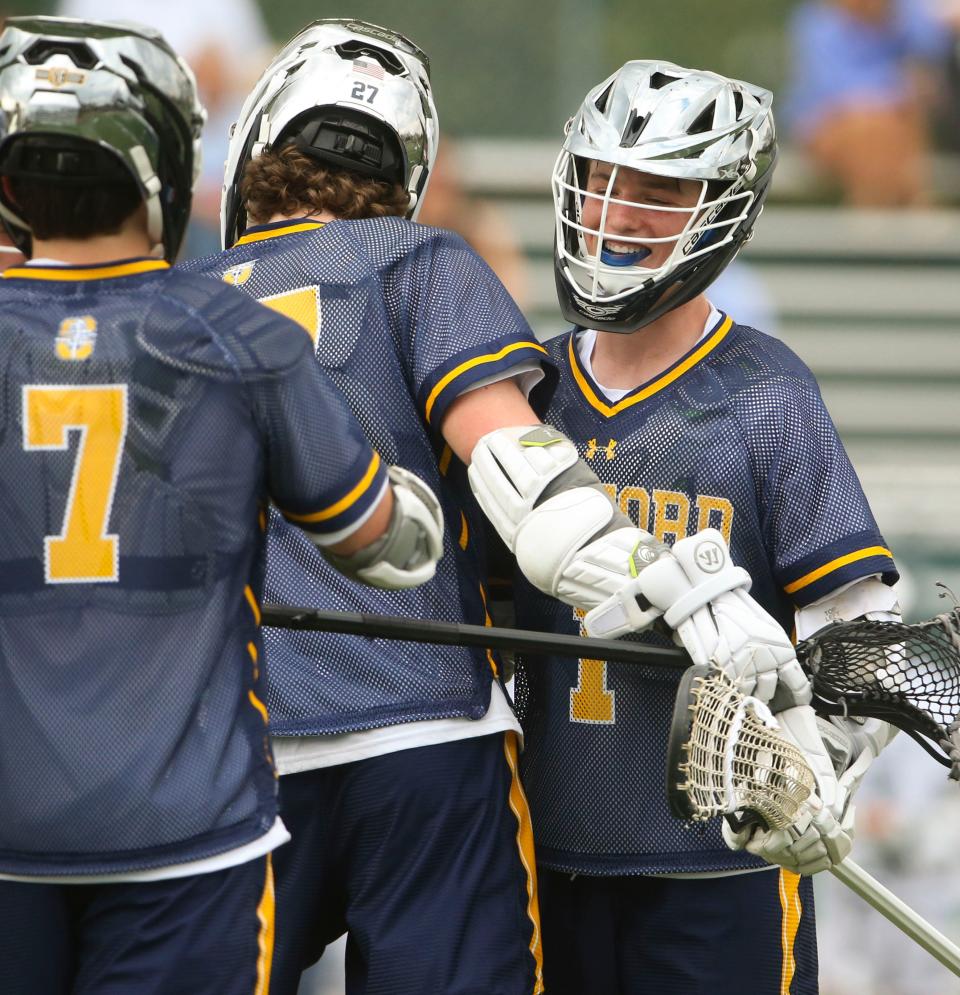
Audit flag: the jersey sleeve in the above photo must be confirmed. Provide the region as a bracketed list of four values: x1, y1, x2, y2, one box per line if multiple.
[250, 318, 388, 545]
[390, 231, 553, 430]
[758, 376, 898, 607]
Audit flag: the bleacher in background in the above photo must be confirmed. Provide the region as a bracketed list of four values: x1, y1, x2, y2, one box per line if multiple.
[458, 139, 960, 618]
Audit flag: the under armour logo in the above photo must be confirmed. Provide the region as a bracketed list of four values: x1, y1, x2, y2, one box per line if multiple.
[585, 438, 616, 460]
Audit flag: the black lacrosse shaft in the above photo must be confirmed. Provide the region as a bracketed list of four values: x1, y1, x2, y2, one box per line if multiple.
[261, 605, 688, 669]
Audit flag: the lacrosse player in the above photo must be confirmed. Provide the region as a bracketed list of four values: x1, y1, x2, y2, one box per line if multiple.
[183, 19, 825, 993]
[511, 61, 902, 994]
[0, 17, 444, 994]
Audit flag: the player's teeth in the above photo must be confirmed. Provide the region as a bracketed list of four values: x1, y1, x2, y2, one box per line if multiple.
[600, 242, 652, 266]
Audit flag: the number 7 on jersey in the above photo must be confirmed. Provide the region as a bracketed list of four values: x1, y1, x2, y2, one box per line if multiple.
[22, 384, 128, 584]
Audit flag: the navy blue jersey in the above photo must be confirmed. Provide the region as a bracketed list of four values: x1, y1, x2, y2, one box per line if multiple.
[0, 259, 386, 876]
[514, 313, 897, 875]
[182, 217, 551, 735]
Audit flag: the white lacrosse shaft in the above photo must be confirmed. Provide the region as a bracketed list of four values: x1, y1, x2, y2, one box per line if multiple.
[831, 859, 960, 978]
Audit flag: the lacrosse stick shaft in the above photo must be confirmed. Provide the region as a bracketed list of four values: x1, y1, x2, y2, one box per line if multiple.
[261, 605, 687, 669]
[831, 859, 960, 978]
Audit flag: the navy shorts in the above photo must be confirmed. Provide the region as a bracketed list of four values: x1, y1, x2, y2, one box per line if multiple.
[272, 731, 543, 995]
[538, 864, 818, 995]
[0, 854, 275, 995]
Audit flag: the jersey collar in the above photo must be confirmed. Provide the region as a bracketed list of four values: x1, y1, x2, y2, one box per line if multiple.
[569, 311, 734, 418]
[2, 258, 169, 282]
[235, 217, 327, 246]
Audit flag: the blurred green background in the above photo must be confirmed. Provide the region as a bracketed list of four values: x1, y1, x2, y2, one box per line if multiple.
[4, 0, 797, 136]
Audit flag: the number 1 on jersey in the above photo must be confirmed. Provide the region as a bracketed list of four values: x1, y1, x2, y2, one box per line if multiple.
[22, 385, 128, 583]
[570, 657, 615, 724]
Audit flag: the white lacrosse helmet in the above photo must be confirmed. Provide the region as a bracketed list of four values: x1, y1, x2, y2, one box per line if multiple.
[221, 18, 438, 248]
[553, 60, 776, 333]
[0, 16, 204, 261]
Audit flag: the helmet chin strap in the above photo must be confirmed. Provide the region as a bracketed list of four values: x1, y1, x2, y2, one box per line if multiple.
[129, 145, 165, 257]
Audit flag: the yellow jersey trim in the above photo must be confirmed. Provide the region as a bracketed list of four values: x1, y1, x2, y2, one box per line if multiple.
[504, 732, 545, 994]
[235, 221, 326, 245]
[784, 546, 893, 595]
[248, 689, 269, 725]
[244, 585, 262, 626]
[280, 452, 381, 524]
[779, 869, 802, 994]
[254, 855, 276, 995]
[3, 260, 169, 281]
[569, 315, 734, 418]
[424, 341, 548, 425]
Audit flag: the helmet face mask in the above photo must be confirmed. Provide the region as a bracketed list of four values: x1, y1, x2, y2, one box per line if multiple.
[221, 18, 438, 249]
[552, 60, 776, 333]
[0, 16, 205, 261]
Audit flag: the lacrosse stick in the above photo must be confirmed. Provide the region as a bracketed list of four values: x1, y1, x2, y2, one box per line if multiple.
[666, 665, 960, 978]
[797, 603, 960, 778]
[262, 601, 960, 778]
[261, 604, 687, 668]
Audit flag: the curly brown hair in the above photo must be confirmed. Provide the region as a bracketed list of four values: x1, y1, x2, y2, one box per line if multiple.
[241, 144, 410, 224]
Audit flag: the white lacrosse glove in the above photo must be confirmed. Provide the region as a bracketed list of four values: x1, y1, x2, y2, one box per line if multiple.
[722, 704, 853, 875]
[584, 529, 811, 706]
[817, 714, 898, 821]
[723, 795, 853, 876]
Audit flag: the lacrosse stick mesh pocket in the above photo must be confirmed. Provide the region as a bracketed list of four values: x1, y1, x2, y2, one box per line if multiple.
[667, 666, 816, 829]
[797, 609, 960, 773]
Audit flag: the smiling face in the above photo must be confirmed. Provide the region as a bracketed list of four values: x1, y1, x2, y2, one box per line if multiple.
[580, 161, 704, 272]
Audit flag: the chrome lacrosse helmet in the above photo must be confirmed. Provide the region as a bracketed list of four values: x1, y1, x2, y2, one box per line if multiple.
[553, 60, 776, 333]
[0, 16, 204, 261]
[221, 18, 438, 248]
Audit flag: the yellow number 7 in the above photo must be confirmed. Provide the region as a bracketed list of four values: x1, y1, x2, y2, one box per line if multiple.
[22, 385, 128, 584]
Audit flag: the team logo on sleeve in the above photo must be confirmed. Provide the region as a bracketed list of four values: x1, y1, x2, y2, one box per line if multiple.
[223, 260, 257, 286]
[55, 315, 97, 361]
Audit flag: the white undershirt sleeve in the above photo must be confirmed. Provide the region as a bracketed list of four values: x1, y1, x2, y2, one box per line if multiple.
[794, 575, 901, 642]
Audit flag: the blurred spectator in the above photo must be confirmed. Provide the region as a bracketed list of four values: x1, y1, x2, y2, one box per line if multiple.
[415, 140, 530, 309]
[58, 0, 274, 256]
[784, 0, 952, 206]
[940, 1, 960, 150]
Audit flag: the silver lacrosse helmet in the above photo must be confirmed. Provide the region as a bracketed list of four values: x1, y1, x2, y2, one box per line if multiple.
[0, 16, 205, 261]
[221, 18, 438, 248]
[553, 60, 776, 333]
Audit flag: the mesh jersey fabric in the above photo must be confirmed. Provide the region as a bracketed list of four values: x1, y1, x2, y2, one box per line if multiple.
[513, 313, 898, 875]
[182, 217, 552, 735]
[0, 260, 385, 876]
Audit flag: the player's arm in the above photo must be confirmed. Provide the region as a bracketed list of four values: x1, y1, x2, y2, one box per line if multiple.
[442, 377, 668, 611]
[259, 331, 443, 590]
[310, 464, 444, 589]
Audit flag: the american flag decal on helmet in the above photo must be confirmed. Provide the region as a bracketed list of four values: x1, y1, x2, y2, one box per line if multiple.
[353, 58, 385, 80]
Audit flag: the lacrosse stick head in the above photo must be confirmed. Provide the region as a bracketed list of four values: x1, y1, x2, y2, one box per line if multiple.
[667, 665, 817, 829]
[797, 608, 960, 779]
